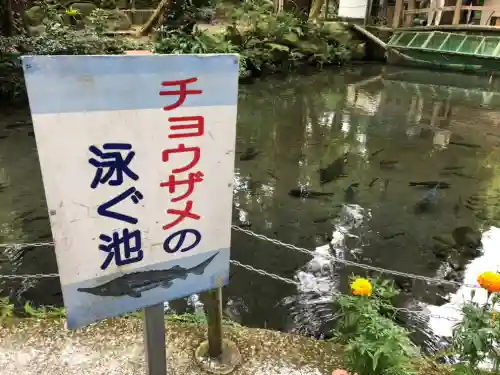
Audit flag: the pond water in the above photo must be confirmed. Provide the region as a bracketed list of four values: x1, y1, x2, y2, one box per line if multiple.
[2, 65, 500, 352]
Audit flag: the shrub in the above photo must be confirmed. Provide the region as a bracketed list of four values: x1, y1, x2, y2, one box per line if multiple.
[450, 275, 500, 372]
[330, 276, 418, 375]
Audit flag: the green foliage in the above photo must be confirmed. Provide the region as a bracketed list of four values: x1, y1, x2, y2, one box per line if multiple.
[0, 297, 14, 321]
[330, 277, 418, 375]
[153, 0, 351, 80]
[450, 291, 500, 371]
[23, 302, 66, 319]
[0, 5, 145, 102]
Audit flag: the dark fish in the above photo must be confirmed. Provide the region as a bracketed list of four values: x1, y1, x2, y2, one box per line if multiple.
[344, 184, 356, 203]
[379, 160, 398, 169]
[6, 122, 31, 129]
[267, 169, 279, 180]
[313, 215, 337, 223]
[288, 188, 334, 199]
[409, 181, 451, 189]
[380, 160, 398, 165]
[449, 141, 481, 149]
[77, 252, 219, 298]
[239, 147, 260, 161]
[318, 153, 349, 185]
[371, 148, 384, 157]
[381, 179, 390, 199]
[22, 215, 48, 223]
[368, 177, 379, 187]
[383, 232, 405, 240]
[453, 196, 463, 216]
[0, 135, 7, 140]
[443, 166, 464, 171]
[451, 172, 477, 180]
[415, 183, 440, 213]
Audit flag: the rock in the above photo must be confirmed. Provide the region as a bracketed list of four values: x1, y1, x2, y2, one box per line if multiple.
[349, 41, 366, 60]
[68, 2, 97, 16]
[27, 24, 46, 36]
[264, 43, 290, 53]
[294, 40, 323, 55]
[100, 9, 131, 30]
[279, 32, 300, 47]
[24, 6, 46, 27]
[432, 243, 451, 259]
[321, 21, 354, 46]
[452, 226, 481, 248]
[99, 0, 117, 9]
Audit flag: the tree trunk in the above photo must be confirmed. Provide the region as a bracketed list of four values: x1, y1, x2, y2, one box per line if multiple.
[1, 0, 14, 36]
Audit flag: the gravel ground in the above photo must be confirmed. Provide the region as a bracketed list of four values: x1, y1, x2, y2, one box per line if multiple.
[0, 318, 342, 375]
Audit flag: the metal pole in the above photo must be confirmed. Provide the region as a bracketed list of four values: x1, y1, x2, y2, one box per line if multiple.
[144, 303, 167, 375]
[204, 288, 223, 358]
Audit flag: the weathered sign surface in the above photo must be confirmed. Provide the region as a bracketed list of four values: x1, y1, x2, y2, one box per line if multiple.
[22, 54, 239, 329]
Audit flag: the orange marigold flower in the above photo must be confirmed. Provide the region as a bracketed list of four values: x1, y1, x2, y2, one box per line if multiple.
[350, 278, 373, 297]
[478, 271, 500, 293]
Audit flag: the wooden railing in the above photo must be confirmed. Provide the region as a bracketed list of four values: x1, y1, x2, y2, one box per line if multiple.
[392, 0, 500, 28]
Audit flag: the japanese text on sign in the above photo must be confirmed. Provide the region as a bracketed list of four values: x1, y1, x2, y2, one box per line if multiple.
[160, 77, 203, 253]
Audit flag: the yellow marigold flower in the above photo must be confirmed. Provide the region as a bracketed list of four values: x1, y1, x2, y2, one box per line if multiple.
[478, 271, 500, 293]
[350, 278, 373, 297]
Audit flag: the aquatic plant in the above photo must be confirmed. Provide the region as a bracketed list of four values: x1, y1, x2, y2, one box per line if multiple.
[330, 276, 418, 375]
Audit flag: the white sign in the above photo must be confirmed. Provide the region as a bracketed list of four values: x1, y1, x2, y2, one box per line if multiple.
[22, 54, 239, 329]
[338, 0, 369, 19]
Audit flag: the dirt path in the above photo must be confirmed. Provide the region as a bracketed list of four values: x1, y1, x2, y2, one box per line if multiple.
[0, 318, 341, 375]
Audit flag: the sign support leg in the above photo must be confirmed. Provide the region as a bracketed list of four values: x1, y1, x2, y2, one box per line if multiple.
[205, 288, 223, 358]
[144, 303, 167, 375]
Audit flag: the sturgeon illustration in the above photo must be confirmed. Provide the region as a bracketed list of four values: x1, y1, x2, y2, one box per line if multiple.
[77, 252, 219, 298]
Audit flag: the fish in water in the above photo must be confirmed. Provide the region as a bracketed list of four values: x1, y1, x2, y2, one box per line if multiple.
[451, 172, 477, 180]
[383, 232, 405, 240]
[288, 188, 334, 199]
[443, 166, 464, 171]
[344, 183, 358, 203]
[318, 153, 349, 185]
[453, 196, 463, 216]
[239, 147, 260, 161]
[368, 177, 379, 188]
[77, 252, 219, 298]
[414, 183, 440, 213]
[371, 148, 384, 158]
[379, 160, 398, 169]
[449, 141, 481, 149]
[409, 181, 451, 189]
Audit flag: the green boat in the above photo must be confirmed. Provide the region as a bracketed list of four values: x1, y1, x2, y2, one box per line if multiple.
[386, 29, 500, 73]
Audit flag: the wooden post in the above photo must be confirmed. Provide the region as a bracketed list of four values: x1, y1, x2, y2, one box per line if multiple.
[393, 0, 403, 28]
[143, 304, 167, 375]
[405, 0, 415, 26]
[204, 288, 223, 358]
[452, 0, 462, 25]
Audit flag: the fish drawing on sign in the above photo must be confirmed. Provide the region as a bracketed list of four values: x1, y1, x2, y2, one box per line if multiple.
[77, 252, 219, 298]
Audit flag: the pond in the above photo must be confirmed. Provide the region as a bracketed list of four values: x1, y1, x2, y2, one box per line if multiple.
[2, 65, 500, 352]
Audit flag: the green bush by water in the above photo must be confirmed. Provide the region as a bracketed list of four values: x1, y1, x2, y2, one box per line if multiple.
[0, 0, 357, 102]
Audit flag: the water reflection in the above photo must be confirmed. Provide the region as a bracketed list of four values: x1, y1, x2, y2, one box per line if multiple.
[2, 66, 500, 351]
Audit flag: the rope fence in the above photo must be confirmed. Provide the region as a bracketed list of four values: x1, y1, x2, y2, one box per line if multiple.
[0, 225, 480, 290]
[0, 225, 479, 323]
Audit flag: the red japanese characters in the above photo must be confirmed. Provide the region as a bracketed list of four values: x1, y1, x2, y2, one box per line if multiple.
[159, 77, 204, 253]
